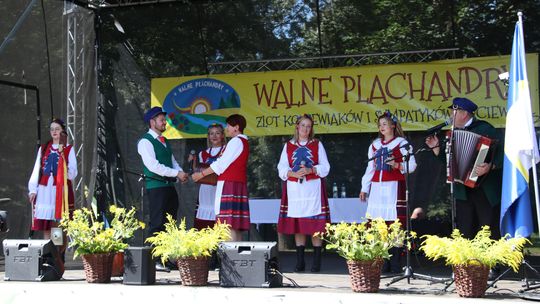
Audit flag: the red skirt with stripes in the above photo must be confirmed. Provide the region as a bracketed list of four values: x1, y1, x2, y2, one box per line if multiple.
[277, 179, 330, 235]
[32, 185, 75, 231]
[216, 181, 250, 231]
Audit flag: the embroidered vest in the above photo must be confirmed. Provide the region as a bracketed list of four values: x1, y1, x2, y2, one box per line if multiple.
[370, 137, 407, 182]
[141, 133, 175, 189]
[286, 139, 320, 182]
[218, 137, 249, 183]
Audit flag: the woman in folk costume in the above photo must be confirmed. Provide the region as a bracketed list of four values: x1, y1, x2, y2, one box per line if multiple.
[28, 119, 77, 264]
[359, 111, 416, 273]
[277, 114, 331, 272]
[192, 114, 250, 241]
[188, 123, 226, 229]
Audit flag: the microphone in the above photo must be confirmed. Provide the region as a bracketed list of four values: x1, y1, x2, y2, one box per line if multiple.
[425, 119, 452, 135]
[299, 160, 306, 184]
[188, 150, 196, 174]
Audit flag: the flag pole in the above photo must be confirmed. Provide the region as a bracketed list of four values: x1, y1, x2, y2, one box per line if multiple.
[518, 11, 540, 236]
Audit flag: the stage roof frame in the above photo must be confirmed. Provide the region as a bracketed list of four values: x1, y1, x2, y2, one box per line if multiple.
[68, 0, 209, 9]
[207, 48, 460, 74]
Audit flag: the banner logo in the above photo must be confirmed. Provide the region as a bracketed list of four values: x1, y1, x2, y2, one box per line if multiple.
[162, 78, 240, 134]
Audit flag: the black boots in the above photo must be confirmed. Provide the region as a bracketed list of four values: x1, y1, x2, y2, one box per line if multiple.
[311, 246, 322, 272]
[295, 245, 322, 272]
[295, 245, 306, 272]
[389, 247, 403, 273]
[383, 247, 403, 273]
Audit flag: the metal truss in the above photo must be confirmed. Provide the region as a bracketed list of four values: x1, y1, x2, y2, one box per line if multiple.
[68, 0, 187, 9]
[64, 2, 87, 207]
[207, 48, 459, 74]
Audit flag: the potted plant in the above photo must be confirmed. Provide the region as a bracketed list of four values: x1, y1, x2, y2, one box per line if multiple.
[420, 226, 528, 298]
[320, 218, 410, 292]
[60, 206, 144, 283]
[146, 215, 230, 286]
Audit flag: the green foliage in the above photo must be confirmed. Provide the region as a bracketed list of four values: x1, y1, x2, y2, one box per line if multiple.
[420, 226, 529, 272]
[320, 217, 412, 261]
[145, 215, 231, 263]
[60, 206, 144, 258]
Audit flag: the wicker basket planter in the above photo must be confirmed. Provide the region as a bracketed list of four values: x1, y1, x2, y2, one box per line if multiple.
[346, 258, 384, 293]
[453, 264, 489, 298]
[81, 252, 115, 283]
[177, 256, 209, 286]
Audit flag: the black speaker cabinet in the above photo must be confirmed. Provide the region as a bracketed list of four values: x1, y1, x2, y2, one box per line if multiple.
[218, 242, 282, 288]
[2, 239, 62, 281]
[123, 246, 155, 285]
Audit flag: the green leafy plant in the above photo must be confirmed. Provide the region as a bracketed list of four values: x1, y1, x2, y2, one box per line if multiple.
[60, 206, 144, 258]
[145, 215, 230, 264]
[420, 226, 529, 271]
[319, 217, 411, 261]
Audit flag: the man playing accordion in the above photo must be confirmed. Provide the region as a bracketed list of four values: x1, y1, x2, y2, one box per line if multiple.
[425, 97, 504, 243]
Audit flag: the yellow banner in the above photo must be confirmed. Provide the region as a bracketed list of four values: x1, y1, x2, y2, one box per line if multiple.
[151, 54, 539, 139]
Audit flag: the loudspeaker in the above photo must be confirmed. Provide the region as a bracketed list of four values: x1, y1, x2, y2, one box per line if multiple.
[123, 246, 155, 285]
[218, 242, 282, 288]
[2, 239, 62, 281]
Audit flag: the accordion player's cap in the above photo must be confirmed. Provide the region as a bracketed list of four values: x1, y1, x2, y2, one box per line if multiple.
[449, 97, 478, 114]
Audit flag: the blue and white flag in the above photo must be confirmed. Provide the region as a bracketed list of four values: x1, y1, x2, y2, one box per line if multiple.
[500, 17, 539, 238]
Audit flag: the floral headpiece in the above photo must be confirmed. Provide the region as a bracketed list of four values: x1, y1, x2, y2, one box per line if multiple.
[51, 118, 66, 130]
[379, 110, 398, 124]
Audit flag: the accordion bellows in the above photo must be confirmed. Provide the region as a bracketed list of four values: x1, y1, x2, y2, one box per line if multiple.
[447, 130, 492, 188]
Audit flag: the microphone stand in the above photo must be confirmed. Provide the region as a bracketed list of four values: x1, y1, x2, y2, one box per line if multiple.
[384, 143, 449, 286]
[448, 107, 458, 231]
[440, 107, 460, 291]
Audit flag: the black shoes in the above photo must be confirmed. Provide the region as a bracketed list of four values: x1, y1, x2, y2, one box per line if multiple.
[155, 261, 171, 272]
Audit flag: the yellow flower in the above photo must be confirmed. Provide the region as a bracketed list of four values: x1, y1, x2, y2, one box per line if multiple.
[420, 226, 529, 272]
[320, 216, 412, 261]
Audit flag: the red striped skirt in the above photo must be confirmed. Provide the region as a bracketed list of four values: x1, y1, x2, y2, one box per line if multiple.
[216, 181, 250, 231]
[32, 185, 75, 231]
[277, 179, 330, 235]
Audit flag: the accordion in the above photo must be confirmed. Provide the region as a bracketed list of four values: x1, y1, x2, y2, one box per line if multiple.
[194, 163, 218, 186]
[446, 130, 493, 188]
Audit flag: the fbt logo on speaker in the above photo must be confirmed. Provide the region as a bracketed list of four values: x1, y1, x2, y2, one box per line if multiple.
[13, 256, 32, 263]
[231, 259, 257, 267]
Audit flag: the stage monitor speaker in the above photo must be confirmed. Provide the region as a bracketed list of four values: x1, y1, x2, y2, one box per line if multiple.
[2, 239, 62, 281]
[218, 241, 282, 288]
[123, 246, 155, 285]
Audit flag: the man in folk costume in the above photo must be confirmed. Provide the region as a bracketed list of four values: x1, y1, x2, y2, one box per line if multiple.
[425, 97, 503, 279]
[137, 107, 189, 271]
[28, 118, 76, 273]
[192, 114, 250, 241]
[277, 114, 331, 272]
[426, 97, 503, 240]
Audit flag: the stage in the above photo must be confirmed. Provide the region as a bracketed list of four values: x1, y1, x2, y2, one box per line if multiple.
[2, 252, 540, 303]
